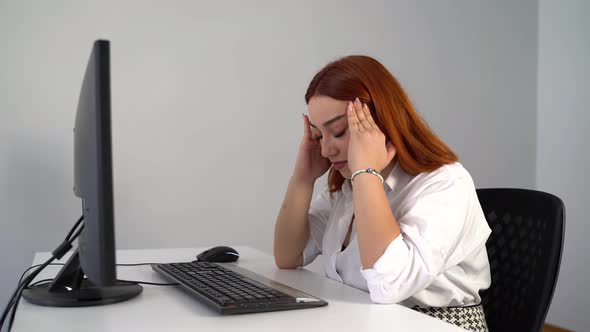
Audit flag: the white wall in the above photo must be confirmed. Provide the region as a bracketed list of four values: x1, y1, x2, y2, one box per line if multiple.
[0, 0, 538, 315]
[537, 1, 590, 331]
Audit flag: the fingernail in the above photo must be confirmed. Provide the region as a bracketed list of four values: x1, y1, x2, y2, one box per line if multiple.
[355, 97, 360, 103]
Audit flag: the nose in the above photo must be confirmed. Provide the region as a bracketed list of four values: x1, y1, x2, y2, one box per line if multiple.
[320, 137, 338, 159]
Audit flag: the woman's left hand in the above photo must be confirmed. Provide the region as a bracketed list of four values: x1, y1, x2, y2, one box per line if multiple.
[347, 98, 396, 173]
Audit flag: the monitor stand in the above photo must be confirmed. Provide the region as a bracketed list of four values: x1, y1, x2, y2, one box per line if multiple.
[21, 249, 143, 307]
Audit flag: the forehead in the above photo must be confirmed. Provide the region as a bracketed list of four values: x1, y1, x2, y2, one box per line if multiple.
[307, 95, 348, 126]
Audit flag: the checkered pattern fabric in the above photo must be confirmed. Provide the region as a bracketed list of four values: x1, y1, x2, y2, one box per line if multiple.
[412, 304, 489, 332]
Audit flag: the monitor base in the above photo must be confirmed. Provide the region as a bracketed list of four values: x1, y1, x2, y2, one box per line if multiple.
[22, 279, 143, 307]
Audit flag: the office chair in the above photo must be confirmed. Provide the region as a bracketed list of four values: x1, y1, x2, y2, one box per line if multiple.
[476, 188, 565, 332]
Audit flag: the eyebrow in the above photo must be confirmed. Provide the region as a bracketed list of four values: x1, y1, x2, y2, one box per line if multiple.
[309, 114, 347, 129]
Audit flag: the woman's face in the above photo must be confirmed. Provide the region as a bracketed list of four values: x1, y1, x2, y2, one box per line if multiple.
[308, 95, 352, 178]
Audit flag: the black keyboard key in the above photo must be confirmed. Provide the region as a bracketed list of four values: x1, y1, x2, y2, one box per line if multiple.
[158, 262, 297, 307]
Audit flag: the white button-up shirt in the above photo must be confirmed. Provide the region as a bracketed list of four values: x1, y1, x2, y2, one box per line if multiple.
[302, 162, 491, 307]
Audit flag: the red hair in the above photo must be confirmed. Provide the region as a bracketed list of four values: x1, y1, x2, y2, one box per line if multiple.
[305, 55, 458, 192]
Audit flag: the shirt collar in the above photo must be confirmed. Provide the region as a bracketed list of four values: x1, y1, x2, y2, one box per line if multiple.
[384, 161, 406, 193]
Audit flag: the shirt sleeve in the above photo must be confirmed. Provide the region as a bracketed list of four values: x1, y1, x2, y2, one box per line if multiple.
[360, 170, 472, 304]
[301, 189, 332, 267]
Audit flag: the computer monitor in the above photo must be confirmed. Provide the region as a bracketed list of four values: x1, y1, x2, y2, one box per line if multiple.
[22, 40, 142, 307]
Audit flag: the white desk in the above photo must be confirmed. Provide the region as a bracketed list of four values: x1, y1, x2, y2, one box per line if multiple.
[12, 247, 466, 331]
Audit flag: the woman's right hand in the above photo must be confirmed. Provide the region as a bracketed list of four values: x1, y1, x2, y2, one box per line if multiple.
[292, 114, 332, 185]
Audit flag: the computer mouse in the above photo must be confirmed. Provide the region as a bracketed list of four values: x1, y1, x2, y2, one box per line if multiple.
[196, 246, 240, 263]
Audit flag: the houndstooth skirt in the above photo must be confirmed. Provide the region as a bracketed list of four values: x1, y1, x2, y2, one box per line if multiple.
[412, 304, 489, 332]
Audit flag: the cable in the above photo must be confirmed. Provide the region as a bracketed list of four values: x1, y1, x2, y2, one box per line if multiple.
[114, 263, 178, 285]
[15, 220, 87, 287]
[67, 225, 85, 244]
[5, 220, 85, 330]
[9, 263, 177, 330]
[117, 279, 178, 286]
[17, 263, 65, 285]
[20, 262, 175, 284]
[28, 279, 55, 288]
[8, 276, 61, 330]
[116, 263, 165, 266]
[0, 215, 84, 331]
[64, 215, 84, 241]
[4, 254, 57, 330]
[8, 261, 177, 327]
[1, 250, 56, 329]
[6, 276, 38, 331]
[3, 250, 178, 331]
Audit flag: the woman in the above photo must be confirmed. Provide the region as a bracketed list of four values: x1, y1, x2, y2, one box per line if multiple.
[274, 55, 491, 332]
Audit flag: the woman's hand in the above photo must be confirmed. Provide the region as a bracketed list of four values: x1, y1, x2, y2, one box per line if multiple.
[292, 114, 332, 185]
[347, 98, 396, 173]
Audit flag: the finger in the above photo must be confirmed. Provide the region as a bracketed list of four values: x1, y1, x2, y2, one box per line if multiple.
[354, 98, 371, 131]
[362, 103, 377, 128]
[302, 114, 313, 139]
[347, 102, 360, 132]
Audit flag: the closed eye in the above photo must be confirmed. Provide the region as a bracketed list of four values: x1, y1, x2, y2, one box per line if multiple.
[334, 128, 347, 138]
[313, 128, 347, 142]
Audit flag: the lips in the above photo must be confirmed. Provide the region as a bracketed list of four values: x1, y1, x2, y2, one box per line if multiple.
[331, 161, 347, 170]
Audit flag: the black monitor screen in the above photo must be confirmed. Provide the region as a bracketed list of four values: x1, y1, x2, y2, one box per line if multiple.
[22, 40, 142, 307]
[73, 39, 116, 286]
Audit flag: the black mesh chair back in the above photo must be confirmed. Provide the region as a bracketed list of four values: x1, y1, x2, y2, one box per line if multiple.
[476, 188, 565, 332]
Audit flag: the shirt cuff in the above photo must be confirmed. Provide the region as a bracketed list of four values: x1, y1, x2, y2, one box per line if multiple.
[360, 233, 410, 281]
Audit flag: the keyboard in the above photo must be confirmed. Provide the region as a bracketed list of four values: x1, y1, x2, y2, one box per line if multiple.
[152, 261, 328, 314]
